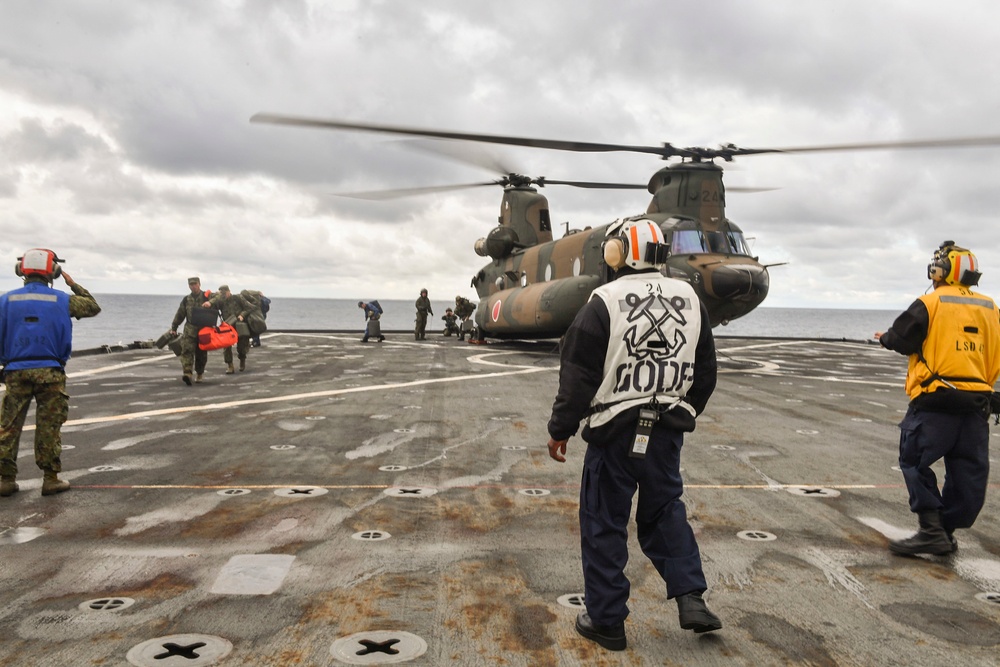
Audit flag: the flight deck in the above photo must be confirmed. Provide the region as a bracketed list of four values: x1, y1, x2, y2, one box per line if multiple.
[1, 333, 998, 666]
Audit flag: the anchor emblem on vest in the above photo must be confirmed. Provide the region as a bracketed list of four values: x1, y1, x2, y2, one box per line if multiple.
[622, 292, 688, 360]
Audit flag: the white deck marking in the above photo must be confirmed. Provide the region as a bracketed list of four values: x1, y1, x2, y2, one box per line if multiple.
[67, 353, 175, 378]
[211, 554, 296, 595]
[26, 334, 554, 431]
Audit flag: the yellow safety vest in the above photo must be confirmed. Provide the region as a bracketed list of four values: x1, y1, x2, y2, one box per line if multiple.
[906, 285, 1000, 399]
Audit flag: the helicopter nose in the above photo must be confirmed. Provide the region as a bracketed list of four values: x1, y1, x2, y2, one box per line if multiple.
[711, 264, 769, 301]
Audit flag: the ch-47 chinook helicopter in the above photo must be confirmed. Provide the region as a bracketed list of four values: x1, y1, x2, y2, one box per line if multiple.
[251, 113, 1000, 340]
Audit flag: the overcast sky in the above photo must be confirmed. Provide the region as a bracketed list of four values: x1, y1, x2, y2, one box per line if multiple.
[3, 0, 1000, 313]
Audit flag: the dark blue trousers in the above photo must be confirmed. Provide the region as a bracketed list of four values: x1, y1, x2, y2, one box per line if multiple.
[898, 405, 991, 532]
[579, 425, 707, 626]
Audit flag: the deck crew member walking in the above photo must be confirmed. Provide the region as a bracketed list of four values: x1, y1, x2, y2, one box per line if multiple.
[546, 219, 722, 651]
[0, 249, 101, 497]
[876, 240, 1000, 555]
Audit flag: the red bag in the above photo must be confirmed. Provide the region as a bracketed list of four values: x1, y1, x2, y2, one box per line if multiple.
[198, 323, 238, 351]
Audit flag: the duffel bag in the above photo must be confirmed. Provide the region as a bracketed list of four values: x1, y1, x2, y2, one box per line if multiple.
[198, 323, 238, 351]
[247, 312, 268, 334]
[233, 321, 251, 338]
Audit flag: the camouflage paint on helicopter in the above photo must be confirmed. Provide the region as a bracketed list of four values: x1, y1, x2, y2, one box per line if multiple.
[471, 161, 769, 339]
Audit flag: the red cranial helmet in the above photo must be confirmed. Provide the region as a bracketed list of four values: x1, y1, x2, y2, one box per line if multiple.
[15, 248, 63, 280]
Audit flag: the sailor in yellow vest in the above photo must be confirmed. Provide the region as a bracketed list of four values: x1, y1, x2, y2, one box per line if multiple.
[876, 241, 1000, 556]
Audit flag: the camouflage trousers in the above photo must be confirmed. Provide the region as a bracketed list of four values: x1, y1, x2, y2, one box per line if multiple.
[180, 334, 208, 375]
[222, 336, 250, 365]
[415, 312, 429, 338]
[0, 367, 69, 477]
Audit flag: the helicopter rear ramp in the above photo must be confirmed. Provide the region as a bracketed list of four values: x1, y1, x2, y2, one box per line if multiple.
[1, 333, 998, 665]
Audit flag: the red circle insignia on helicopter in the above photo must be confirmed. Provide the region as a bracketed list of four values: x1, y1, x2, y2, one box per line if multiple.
[491, 300, 502, 322]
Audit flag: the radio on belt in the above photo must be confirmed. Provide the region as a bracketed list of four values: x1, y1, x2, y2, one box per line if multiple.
[630, 408, 658, 459]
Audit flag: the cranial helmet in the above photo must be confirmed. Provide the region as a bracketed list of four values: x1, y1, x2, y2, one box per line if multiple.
[603, 219, 669, 271]
[14, 248, 63, 281]
[928, 240, 981, 286]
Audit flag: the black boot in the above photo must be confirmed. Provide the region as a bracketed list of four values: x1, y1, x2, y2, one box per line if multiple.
[889, 510, 955, 556]
[677, 591, 722, 633]
[574, 612, 626, 651]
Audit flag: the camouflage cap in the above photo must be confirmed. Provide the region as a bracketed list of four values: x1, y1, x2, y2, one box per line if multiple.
[218, 284, 230, 292]
[188, 276, 200, 284]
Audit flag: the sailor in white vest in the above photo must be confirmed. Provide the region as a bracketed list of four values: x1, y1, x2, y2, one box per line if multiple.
[547, 218, 721, 651]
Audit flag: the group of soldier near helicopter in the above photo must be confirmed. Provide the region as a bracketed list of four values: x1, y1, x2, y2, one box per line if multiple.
[414, 290, 476, 341]
[167, 276, 270, 386]
[359, 292, 477, 343]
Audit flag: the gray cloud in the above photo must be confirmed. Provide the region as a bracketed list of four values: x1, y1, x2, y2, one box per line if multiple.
[1, 0, 999, 310]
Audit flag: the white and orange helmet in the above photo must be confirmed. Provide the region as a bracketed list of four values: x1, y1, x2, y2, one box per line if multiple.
[603, 219, 669, 271]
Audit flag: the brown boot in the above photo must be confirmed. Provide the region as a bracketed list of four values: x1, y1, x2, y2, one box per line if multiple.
[41, 471, 70, 496]
[0, 476, 18, 497]
[239, 358, 246, 372]
[195, 373, 204, 383]
[226, 363, 235, 374]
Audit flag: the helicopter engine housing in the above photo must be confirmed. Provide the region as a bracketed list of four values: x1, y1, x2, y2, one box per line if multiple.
[475, 226, 520, 260]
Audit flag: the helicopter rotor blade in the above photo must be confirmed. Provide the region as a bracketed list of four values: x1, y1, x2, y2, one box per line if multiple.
[251, 113, 671, 157]
[253, 113, 1000, 162]
[727, 186, 779, 193]
[399, 138, 516, 176]
[335, 175, 774, 200]
[541, 180, 776, 192]
[335, 181, 500, 200]
[538, 179, 648, 190]
[768, 136, 1000, 154]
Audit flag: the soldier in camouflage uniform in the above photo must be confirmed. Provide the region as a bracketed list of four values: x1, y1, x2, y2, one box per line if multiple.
[168, 277, 222, 386]
[217, 285, 251, 373]
[0, 248, 101, 497]
[240, 289, 269, 347]
[455, 295, 476, 341]
[414, 288, 433, 340]
[442, 308, 460, 336]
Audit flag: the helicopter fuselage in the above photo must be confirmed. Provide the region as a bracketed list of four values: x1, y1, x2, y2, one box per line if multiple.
[471, 209, 769, 338]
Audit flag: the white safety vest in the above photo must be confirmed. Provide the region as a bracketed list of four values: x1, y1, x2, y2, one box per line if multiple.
[588, 273, 703, 428]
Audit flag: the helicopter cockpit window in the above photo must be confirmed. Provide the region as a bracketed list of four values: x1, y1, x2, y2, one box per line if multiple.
[671, 230, 750, 256]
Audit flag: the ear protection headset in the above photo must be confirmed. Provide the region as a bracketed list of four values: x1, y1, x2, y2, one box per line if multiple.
[14, 248, 63, 281]
[603, 219, 670, 270]
[927, 240, 981, 286]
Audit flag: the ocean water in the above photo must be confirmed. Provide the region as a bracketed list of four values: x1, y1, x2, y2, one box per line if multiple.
[69, 294, 900, 351]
